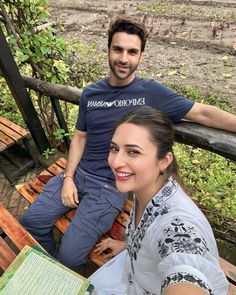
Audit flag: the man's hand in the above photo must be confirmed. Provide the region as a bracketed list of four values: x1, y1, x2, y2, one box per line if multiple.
[94, 238, 126, 260]
[61, 177, 79, 208]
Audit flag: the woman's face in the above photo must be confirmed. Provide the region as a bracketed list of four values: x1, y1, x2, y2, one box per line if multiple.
[108, 122, 171, 200]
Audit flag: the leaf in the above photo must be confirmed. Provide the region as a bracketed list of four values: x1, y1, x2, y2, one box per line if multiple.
[168, 70, 177, 76]
[222, 72, 232, 78]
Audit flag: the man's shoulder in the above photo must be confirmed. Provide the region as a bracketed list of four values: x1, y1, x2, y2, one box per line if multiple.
[82, 78, 108, 93]
[135, 76, 163, 89]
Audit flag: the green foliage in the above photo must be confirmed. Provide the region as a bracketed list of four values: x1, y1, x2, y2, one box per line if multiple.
[0, 78, 25, 126]
[167, 83, 236, 113]
[53, 128, 70, 141]
[138, 3, 236, 20]
[174, 144, 236, 219]
[68, 41, 105, 88]
[0, 0, 103, 144]
[42, 148, 56, 159]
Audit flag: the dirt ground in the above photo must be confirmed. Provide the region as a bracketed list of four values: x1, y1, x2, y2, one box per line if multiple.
[48, 0, 236, 108]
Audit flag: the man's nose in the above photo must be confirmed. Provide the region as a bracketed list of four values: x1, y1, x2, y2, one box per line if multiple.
[119, 51, 128, 63]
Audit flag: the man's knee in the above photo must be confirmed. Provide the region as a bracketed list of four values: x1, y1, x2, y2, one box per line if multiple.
[20, 210, 32, 229]
[58, 244, 88, 270]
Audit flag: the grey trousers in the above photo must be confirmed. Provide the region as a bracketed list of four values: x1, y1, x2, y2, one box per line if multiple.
[20, 167, 127, 270]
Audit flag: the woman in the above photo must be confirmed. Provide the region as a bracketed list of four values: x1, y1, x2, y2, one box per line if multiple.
[89, 106, 228, 295]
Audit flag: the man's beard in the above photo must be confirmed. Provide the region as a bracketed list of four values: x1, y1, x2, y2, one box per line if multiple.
[109, 59, 138, 81]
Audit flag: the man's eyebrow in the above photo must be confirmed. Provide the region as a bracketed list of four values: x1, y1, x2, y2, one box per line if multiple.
[128, 48, 139, 53]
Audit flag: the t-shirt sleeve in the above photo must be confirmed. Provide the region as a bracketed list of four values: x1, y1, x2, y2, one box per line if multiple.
[149, 80, 195, 123]
[149, 216, 228, 295]
[75, 91, 87, 131]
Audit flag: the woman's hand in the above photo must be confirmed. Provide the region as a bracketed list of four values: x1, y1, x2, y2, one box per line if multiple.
[94, 238, 126, 259]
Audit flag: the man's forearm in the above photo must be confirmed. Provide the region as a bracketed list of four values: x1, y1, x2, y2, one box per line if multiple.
[185, 103, 236, 132]
[65, 129, 87, 175]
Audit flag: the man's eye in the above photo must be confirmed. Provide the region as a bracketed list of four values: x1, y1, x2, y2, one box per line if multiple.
[129, 51, 138, 56]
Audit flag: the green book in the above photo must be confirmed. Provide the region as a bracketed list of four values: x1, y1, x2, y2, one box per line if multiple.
[0, 246, 94, 294]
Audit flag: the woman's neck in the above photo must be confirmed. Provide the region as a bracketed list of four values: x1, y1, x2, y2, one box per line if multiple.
[134, 177, 168, 227]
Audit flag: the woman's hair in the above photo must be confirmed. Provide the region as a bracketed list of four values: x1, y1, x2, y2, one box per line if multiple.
[116, 106, 182, 184]
[108, 16, 149, 52]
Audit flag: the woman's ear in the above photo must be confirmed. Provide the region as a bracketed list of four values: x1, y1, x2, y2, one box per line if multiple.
[160, 152, 173, 173]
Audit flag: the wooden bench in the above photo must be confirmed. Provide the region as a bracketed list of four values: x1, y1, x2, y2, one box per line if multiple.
[0, 203, 44, 272]
[16, 157, 236, 294]
[0, 115, 37, 185]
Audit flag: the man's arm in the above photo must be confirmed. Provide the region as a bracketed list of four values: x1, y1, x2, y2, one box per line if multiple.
[184, 102, 236, 132]
[61, 129, 87, 208]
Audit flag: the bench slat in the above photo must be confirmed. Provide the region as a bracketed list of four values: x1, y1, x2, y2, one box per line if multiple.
[0, 141, 7, 152]
[0, 237, 17, 271]
[0, 203, 43, 251]
[107, 221, 125, 241]
[47, 163, 64, 175]
[56, 157, 67, 169]
[0, 131, 14, 146]
[220, 258, 236, 284]
[0, 115, 29, 137]
[0, 123, 23, 142]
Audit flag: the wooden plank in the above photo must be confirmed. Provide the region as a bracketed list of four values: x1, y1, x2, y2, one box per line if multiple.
[123, 199, 133, 213]
[0, 141, 7, 152]
[228, 283, 236, 295]
[17, 185, 38, 204]
[38, 171, 54, 184]
[0, 123, 22, 141]
[107, 221, 125, 241]
[65, 209, 75, 220]
[0, 237, 16, 271]
[54, 217, 70, 234]
[0, 203, 44, 252]
[47, 163, 64, 175]
[0, 131, 14, 146]
[220, 257, 236, 284]
[0, 115, 29, 137]
[56, 157, 67, 169]
[28, 178, 45, 193]
[116, 211, 130, 228]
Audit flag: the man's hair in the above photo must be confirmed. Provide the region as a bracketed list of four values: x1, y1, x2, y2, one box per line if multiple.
[108, 16, 149, 52]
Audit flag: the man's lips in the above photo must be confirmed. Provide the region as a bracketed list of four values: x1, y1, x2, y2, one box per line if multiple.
[116, 63, 130, 72]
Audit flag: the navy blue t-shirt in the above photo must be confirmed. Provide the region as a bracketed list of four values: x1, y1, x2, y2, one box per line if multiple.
[76, 76, 194, 180]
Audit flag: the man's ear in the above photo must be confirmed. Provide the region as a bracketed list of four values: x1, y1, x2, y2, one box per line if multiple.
[139, 52, 144, 62]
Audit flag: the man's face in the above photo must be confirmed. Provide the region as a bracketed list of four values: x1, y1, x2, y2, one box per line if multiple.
[108, 32, 143, 86]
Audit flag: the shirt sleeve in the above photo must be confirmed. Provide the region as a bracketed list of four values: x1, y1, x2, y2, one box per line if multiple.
[149, 80, 195, 123]
[149, 216, 229, 295]
[75, 91, 87, 131]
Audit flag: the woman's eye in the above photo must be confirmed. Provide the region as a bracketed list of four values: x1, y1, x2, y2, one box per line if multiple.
[128, 150, 140, 156]
[110, 146, 118, 152]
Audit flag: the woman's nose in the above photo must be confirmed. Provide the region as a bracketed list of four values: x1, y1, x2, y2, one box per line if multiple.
[109, 152, 126, 169]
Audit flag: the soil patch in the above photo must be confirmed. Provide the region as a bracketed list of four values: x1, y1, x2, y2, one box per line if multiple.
[48, 0, 236, 107]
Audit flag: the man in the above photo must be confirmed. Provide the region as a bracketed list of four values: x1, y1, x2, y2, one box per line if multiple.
[20, 16, 236, 271]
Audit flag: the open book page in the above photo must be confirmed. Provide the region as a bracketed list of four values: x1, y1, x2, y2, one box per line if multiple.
[0, 246, 93, 295]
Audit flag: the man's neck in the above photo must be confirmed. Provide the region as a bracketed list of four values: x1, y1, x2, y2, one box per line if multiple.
[108, 74, 136, 87]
